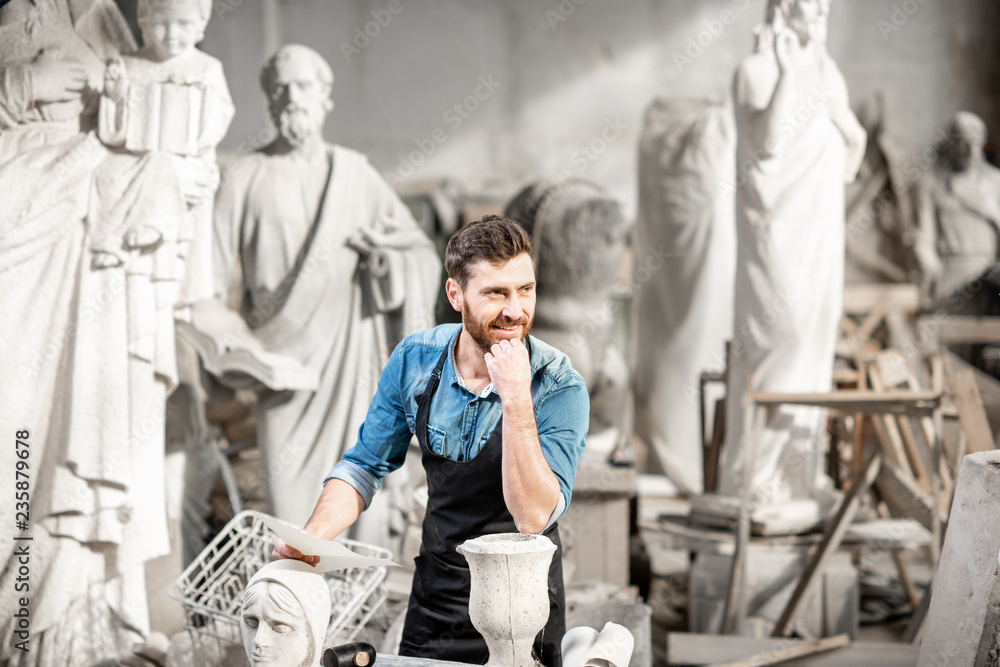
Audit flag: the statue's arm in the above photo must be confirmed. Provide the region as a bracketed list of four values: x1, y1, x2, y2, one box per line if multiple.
[825, 60, 867, 183]
[0, 64, 33, 128]
[357, 164, 441, 331]
[365, 165, 437, 251]
[913, 176, 942, 293]
[733, 51, 795, 160]
[198, 58, 235, 154]
[212, 159, 252, 300]
[0, 3, 38, 127]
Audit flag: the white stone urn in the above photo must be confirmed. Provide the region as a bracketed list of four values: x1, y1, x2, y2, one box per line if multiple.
[457, 533, 557, 667]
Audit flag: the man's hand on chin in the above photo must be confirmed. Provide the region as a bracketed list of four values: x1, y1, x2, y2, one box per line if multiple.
[484, 338, 532, 404]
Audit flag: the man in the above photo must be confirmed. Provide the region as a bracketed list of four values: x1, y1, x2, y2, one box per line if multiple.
[274, 216, 589, 666]
[720, 0, 866, 527]
[915, 111, 1000, 306]
[212, 44, 440, 526]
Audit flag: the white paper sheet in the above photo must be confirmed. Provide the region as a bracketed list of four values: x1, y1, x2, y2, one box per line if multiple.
[254, 511, 398, 573]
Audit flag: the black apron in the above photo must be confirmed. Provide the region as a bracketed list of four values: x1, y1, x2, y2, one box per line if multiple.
[398, 345, 566, 666]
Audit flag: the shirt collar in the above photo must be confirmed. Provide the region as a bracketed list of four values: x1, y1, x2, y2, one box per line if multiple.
[447, 326, 539, 395]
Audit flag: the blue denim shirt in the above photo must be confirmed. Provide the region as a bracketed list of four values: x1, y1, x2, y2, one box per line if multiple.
[327, 324, 589, 525]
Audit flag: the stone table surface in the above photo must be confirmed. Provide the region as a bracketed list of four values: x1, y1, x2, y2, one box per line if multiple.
[377, 654, 470, 667]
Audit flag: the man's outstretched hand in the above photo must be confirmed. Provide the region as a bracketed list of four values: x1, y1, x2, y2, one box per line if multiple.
[272, 536, 321, 567]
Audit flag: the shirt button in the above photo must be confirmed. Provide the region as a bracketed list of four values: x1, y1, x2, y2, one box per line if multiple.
[463, 434, 470, 440]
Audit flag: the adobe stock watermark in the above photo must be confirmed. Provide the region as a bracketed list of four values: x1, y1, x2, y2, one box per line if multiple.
[566, 244, 671, 353]
[876, 0, 931, 41]
[384, 74, 502, 185]
[569, 117, 629, 171]
[719, 84, 835, 195]
[672, 0, 752, 73]
[340, 0, 414, 63]
[846, 124, 951, 243]
[546, 0, 588, 32]
[681, 287, 803, 405]
[213, 0, 245, 21]
[519, 116, 629, 223]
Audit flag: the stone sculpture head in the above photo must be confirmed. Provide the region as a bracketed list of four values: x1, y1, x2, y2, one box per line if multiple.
[946, 111, 988, 172]
[137, 0, 211, 62]
[444, 215, 536, 353]
[764, 0, 831, 45]
[504, 179, 627, 310]
[240, 560, 332, 667]
[260, 44, 334, 149]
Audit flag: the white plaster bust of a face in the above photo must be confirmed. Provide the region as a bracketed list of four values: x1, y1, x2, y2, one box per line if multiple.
[241, 560, 332, 667]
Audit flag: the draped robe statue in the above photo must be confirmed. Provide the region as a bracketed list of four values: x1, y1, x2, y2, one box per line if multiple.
[0, 0, 188, 663]
[717, 0, 866, 527]
[212, 45, 440, 528]
[215, 145, 440, 525]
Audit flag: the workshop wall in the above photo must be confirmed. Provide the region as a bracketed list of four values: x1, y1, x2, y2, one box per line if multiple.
[200, 0, 999, 217]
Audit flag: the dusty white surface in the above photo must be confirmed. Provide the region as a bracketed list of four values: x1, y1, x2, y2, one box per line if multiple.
[919, 451, 1000, 667]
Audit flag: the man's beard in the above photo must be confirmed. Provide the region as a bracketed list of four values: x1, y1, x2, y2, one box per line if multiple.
[463, 309, 533, 354]
[275, 105, 323, 146]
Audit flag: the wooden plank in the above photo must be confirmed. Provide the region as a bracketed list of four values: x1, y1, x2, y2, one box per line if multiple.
[831, 367, 859, 385]
[875, 501, 920, 608]
[868, 362, 927, 488]
[772, 452, 883, 637]
[706, 634, 849, 667]
[750, 390, 940, 415]
[945, 352, 995, 453]
[874, 349, 910, 388]
[704, 398, 726, 494]
[851, 365, 868, 482]
[902, 581, 933, 644]
[652, 516, 931, 556]
[920, 315, 1000, 344]
[874, 457, 940, 532]
[869, 413, 912, 478]
[828, 416, 842, 488]
[842, 284, 920, 315]
[884, 311, 933, 388]
[896, 416, 932, 491]
[855, 301, 888, 343]
[667, 633, 920, 667]
[967, 360, 1000, 433]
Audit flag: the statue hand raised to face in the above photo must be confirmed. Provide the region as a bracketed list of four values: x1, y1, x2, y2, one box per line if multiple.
[241, 560, 333, 667]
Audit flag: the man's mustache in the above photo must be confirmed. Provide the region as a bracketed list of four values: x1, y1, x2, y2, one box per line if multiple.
[491, 315, 530, 328]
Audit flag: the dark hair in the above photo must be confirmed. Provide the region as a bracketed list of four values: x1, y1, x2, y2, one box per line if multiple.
[445, 215, 533, 288]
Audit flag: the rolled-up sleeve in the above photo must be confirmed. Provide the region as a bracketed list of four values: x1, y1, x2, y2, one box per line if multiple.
[534, 375, 589, 517]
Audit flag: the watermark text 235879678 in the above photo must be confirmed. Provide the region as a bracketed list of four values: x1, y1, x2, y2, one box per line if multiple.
[14, 430, 30, 532]
[12, 429, 32, 654]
